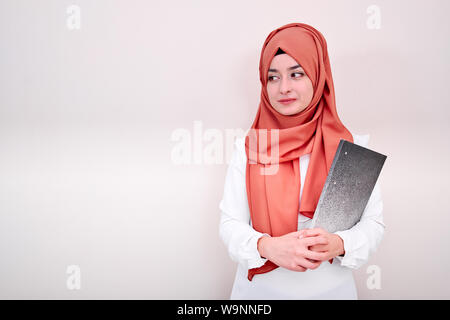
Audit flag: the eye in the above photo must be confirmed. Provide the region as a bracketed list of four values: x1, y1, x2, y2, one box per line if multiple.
[268, 75, 279, 82]
[292, 72, 304, 78]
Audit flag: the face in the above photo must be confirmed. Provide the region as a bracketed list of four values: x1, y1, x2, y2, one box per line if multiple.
[266, 53, 314, 116]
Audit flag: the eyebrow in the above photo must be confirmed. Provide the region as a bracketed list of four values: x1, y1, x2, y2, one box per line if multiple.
[268, 65, 303, 73]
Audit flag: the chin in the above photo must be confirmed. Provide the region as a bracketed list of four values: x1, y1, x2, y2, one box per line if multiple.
[275, 104, 304, 116]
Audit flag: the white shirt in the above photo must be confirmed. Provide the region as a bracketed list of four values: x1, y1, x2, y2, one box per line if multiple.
[219, 132, 385, 299]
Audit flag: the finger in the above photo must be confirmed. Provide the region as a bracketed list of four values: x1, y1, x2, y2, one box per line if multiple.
[290, 230, 304, 238]
[297, 258, 321, 270]
[302, 236, 328, 247]
[301, 228, 326, 238]
[304, 250, 329, 261]
[309, 244, 328, 252]
[298, 230, 306, 239]
[298, 229, 312, 239]
[289, 264, 307, 272]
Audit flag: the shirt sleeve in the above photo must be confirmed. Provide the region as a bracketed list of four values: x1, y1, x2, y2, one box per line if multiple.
[333, 135, 386, 269]
[219, 137, 270, 270]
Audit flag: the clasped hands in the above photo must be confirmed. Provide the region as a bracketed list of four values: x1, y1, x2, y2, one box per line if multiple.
[257, 227, 345, 272]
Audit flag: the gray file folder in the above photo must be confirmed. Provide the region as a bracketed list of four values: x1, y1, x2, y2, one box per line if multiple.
[310, 139, 387, 233]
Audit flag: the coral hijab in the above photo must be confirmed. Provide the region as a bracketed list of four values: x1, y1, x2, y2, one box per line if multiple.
[244, 23, 353, 281]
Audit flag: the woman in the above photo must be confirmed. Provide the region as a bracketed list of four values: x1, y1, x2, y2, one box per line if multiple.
[219, 22, 385, 299]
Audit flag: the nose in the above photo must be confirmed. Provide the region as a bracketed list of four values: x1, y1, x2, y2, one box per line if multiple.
[279, 77, 292, 95]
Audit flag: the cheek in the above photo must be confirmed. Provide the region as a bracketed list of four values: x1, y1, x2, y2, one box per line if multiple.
[295, 81, 314, 103]
[295, 82, 313, 97]
[266, 84, 277, 101]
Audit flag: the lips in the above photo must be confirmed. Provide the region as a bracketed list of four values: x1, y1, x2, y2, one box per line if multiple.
[278, 98, 297, 105]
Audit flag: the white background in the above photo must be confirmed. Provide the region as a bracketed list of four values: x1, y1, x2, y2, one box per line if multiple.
[1, 0, 449, 299]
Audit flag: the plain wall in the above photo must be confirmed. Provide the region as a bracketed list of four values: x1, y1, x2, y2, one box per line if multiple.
[1, 0, 449, 299]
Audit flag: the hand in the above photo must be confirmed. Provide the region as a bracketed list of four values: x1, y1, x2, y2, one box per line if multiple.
[257, 231, 330, 272]
[299, 227, 345, 261]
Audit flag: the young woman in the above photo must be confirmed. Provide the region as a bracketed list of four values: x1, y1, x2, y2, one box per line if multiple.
[219, 23, 385, 299]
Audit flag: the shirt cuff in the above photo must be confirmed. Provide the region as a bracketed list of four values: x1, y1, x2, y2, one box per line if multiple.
[246, 233, 271, 269]
[333, 230, 361, 269]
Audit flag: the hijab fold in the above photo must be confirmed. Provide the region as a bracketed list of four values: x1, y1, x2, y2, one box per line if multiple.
[244, 23, 353, 281]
